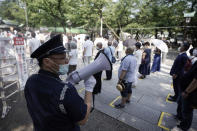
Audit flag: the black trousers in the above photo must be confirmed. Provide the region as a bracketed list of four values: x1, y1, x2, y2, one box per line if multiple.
[177, 93, 183, 119]
[177, 95, 194, 131]
[172, 77, 180, 99]
[106, 70, 112, 80]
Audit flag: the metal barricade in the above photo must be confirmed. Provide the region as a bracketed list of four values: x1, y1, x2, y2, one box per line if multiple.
[0, 56, 39, 119]
[0, 64, 19, 118]
[26, 58, 39, 75]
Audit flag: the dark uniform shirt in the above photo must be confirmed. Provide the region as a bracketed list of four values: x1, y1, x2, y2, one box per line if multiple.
[180, 61, 197, 91]
[170, 52, 188, 77]
[24, 69, 87, 131]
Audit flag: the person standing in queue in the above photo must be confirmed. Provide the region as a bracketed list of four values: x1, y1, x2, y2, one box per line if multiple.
[104, 41, 115, 80]
[133, 42, 143, 88]
[115, 47, 137, 108]
[24, 34, 96, 131]
[168, 43, 189, 102]
[139, 42, 151, 79]
[93, 42, 104, 95]
[82, 36, 94, 66]
[151, 47, 161, 73]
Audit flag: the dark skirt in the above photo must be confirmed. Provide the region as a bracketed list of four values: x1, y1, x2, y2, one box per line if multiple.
[139, 63, 150, 75]
[151, 54, 161, 72]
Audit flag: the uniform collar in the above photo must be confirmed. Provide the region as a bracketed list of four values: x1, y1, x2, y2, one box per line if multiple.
[38, 69, 60, 80]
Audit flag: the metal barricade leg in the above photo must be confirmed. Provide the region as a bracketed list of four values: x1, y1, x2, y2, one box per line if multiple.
[0, 80, 10, 118]
[1, 91, 11, 118]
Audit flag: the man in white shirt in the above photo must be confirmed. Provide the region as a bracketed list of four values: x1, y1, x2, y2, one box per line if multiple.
[28, 32, 41, 64]
[29, 32, 41, 55]
[133, 42, 143, 87]
[83, 36, 94, 66]
[68, 42, 78, 75]
[117, 41, 123, 60]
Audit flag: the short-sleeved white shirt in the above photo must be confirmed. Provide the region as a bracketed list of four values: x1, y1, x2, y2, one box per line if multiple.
[118, 55, 137, 83]
[83, 40, 93, 56]
[28, 38, 41, 54]
[69, 49, 78, 65]
[117, 41, 123, 51]
[134, 49, 143, 65]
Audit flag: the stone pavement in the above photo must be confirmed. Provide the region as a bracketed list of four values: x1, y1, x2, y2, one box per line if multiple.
[75, 49, 197, 131]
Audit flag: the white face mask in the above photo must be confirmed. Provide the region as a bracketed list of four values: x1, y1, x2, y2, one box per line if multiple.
[96, 46, 100, 50]
[58, 64, 69, 75]
[193, 49, 197, 56]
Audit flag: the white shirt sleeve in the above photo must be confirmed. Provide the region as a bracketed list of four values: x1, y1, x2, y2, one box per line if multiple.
[69, 51, 73, 57]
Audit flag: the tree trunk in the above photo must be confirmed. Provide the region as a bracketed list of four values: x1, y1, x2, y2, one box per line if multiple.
[116, 29, 121, 37]
[155, 29, 158, 39]
[61, 21, 67, 34]
[168, 28, 172, 38]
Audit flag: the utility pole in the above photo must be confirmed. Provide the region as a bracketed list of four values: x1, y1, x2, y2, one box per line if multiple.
[24, 2, 28, 30]
[100, 8, 103, 37]
[100, 17, 103, 37]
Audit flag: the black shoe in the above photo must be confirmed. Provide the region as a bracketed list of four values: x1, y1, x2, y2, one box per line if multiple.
[169, 95, 177, 99]
[139, 76, 145, 79]
[168, 97, 177, 102]
[104, 78, 110, 80]
[126, 100, 130, 103]
[115, 104, 125, 109]
[173, 115, 183, 121]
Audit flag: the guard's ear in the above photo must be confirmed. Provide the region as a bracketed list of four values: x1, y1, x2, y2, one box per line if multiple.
[43, 58, 59, 73]
[43, 58, 51, 65]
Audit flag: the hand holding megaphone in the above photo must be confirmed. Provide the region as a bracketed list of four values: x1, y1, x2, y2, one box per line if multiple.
[84, 76, 96, 92]
[66, 71, 96, 92]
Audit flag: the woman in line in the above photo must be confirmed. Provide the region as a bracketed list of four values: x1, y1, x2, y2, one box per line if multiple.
[139, 42, 151, 79]
[151, 47, 161, 73]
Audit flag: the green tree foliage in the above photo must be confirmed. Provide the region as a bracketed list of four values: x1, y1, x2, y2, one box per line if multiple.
[76, 0, 110, 34]
[0, 1, 26, 25]
[0, 0, 196, 44]
[22, 0, 82, 32]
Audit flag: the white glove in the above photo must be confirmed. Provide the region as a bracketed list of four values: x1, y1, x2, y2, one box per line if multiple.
[65, 71, 80, 85]
[84, 76, 96, 92]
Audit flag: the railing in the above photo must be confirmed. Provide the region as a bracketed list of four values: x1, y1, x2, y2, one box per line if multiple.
[0, 57, 39, 119]
[0, 64, 19, 118]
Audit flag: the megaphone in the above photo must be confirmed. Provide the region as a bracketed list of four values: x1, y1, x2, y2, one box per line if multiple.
[68, 52, 112, 84]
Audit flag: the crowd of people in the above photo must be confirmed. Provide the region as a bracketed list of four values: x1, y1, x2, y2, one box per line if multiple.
[20, 31, 169, 130]
[1, 29, 196, 131]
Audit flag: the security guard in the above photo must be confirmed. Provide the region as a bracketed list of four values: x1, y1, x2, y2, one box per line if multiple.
[24, 34, 94, 131]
